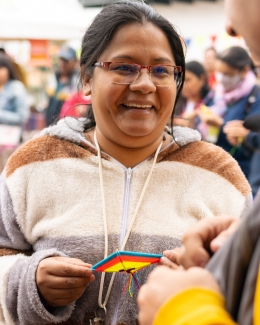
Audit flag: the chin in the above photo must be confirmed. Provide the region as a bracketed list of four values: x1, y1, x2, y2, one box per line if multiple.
[120, 124, 155, 138]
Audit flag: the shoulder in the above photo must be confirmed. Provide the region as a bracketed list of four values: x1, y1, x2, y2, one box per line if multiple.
[6, 132, 95, 178]
[160, 140, 251, 197]
[7, 80, 26, 96]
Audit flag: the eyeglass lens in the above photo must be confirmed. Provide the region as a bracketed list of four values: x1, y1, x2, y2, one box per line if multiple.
[108, 62, 180, 87]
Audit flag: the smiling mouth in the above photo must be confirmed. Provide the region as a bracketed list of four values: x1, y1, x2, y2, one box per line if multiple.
[122, 103, 154, 109]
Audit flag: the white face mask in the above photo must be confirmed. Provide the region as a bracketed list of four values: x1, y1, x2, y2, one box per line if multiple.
[216, 72, 242, 92]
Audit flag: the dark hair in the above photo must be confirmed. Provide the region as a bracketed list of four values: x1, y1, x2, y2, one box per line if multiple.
[218, 46, 252, 70]
[0, 53, 20, 81]
[185, 60, 210, 99]
[80, 0, 185, 132]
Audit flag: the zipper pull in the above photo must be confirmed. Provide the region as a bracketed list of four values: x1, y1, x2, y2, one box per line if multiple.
[127, 167, 132, 181]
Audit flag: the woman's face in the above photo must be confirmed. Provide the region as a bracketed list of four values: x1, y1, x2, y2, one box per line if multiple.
[83, 22, 178, 148]
[182, 70, 205, 101]
[216, 60, 246, 92]
[0, 67, 9, 85]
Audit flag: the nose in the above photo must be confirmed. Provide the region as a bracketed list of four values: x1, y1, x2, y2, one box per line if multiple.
[129, 69, 156, 94]
[225, 20, 238, 37]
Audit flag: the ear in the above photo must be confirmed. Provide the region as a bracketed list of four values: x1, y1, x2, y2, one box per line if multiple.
[82, 78, 92, 96]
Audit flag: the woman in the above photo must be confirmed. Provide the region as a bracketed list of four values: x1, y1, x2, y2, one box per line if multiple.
[174, 61, 213, 130]
[0, 2, 251, 325]
[0, 53, 28, 127]
[199, 46, 260, 178]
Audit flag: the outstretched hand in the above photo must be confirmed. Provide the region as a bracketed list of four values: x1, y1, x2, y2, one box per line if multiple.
[163, 216, 240, 269]
[36, 256, 95, 307]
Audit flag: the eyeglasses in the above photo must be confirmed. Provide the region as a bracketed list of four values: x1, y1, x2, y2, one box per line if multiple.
[93, 62, 182, 88]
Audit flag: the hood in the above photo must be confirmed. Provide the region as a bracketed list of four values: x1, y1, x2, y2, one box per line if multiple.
[40, 117, 201, 147]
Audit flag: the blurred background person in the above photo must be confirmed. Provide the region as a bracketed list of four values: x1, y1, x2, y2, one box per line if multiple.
[204, 47, 218, 89]
[0, 47, 27, 89]
[0, 53, 29, 127]
[199, 46, 260, 180]
[223, 115, 260, 197]
[0, 53, 29, 172]
[174, 60, 214, 129]
[59, 92, 91, 119]
[45, 45, 78, 126]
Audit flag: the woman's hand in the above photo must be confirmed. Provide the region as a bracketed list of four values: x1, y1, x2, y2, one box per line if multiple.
[138, 266, 221, 325]
[36, 256, 95, 307]
[223, 120, 250, 145]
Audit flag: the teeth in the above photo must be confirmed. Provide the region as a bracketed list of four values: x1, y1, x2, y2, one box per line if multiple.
[124, 103, 153, 108]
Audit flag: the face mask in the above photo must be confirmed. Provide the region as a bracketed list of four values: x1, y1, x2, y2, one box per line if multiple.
[216, 72, 242, 92]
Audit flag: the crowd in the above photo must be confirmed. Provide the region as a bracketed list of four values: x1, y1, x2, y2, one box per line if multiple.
[0, 0, 259, 324]
[1, 16, 260, 195]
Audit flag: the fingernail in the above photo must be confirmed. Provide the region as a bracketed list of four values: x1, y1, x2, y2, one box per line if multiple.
[160, 256, 167, 264]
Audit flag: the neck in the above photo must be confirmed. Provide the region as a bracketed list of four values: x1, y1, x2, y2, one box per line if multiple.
[88, 129, 171, 168]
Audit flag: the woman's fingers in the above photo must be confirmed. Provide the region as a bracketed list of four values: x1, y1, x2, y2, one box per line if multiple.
[36, 256, 95, 307]
[38, 273, 95, 289]
[38, 257, 93, 278]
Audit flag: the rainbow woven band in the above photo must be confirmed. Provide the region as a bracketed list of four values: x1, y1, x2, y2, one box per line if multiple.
[91, 251, 163, 273]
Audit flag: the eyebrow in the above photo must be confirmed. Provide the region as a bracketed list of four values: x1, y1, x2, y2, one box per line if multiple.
[110, 55, 174, 64]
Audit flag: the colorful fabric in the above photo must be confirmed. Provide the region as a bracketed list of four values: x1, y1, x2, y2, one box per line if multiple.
[92, 251, 162, 273]
[0, 118, 252, 325]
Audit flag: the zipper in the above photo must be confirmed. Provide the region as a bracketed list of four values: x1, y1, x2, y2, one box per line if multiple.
[120, 168, 132, 247]
[111, 167, 133, 325]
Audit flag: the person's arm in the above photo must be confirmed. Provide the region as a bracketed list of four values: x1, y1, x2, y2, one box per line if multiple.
[0, 81, 29, 125]
[0, 170, 93, 324]
[153, 288, 236, 325]
[138, 266, 237, 325]
[253, 267, 260, 324]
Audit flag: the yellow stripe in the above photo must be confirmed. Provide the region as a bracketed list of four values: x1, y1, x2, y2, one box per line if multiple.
[253, 267, 260, 324]
[105, 261, 151, 273]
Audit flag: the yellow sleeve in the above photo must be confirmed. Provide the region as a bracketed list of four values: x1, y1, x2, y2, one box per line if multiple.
[253, 267, 260, 324]
[153, 287, 237, 325]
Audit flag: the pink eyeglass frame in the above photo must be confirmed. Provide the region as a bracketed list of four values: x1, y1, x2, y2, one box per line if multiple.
[94, 61, 182, 74]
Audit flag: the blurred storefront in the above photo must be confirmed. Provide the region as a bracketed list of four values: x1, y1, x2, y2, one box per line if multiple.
[0, 0, 247, 117]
